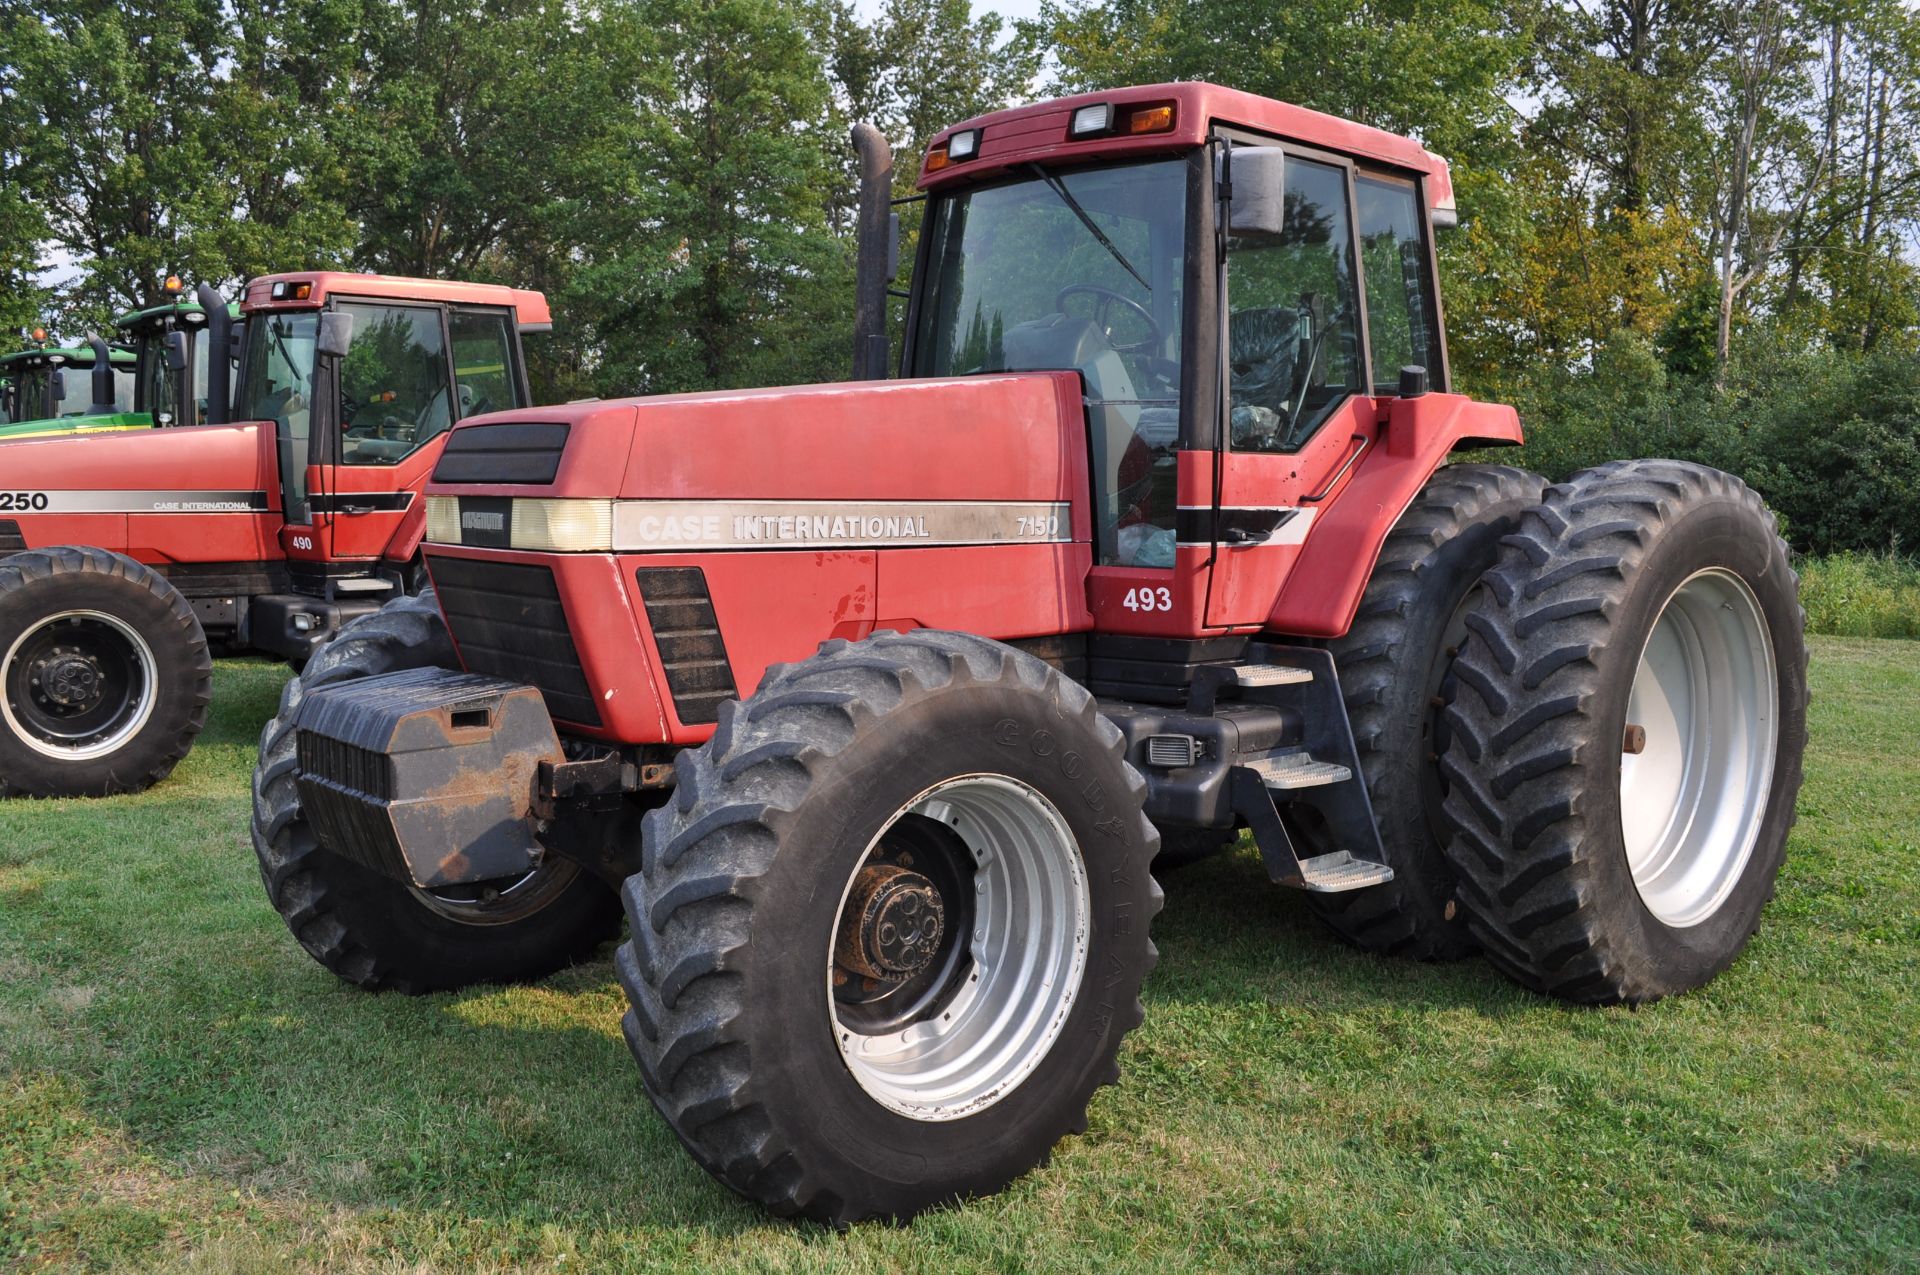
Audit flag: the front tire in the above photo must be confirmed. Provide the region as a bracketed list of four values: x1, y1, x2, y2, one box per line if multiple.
[251, 590, 621, 992]
[617, 631, 1162, 1225]
[0, 547, 210, 798]
[1439, 460, 1808, 1004]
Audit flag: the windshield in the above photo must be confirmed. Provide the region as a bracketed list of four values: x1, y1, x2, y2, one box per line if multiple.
[138, 327, 211, 426]
[238, 311, 318, 428]
[912, 156, 1194, 567]
[29, 362, 134, 418]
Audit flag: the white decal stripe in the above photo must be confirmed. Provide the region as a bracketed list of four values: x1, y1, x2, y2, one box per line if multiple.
[27, 490, 271, 514]
[1173, 507, 1315, 548]
[611, 499, 1075, 552]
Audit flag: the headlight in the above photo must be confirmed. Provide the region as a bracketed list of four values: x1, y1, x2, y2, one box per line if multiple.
[425, 495, 463, 544]
[423, 496, 615, 552]
[511, 498, 615, 553]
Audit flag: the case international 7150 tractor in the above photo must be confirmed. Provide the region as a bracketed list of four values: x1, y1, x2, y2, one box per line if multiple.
[0, 272, 550, 797]
[252, 83, 1809, 1225]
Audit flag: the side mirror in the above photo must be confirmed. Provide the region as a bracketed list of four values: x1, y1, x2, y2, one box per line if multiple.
[316, 311, 355, 360]
[1225, 147, 1288, 239]
[164, 330, 189, 373]
[49, 368, 66, 407]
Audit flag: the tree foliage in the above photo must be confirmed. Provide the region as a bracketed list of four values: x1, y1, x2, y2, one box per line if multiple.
[2, 0, 1917, 551]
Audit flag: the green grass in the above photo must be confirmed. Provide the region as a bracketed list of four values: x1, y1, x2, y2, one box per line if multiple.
[3, 641, 1917, 1272]
[1800, 552, 1920, 640]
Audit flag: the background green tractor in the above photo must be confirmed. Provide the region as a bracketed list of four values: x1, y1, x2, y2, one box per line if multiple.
[0, 279, 238, 441]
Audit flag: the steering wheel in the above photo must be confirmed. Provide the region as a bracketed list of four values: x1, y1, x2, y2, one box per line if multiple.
[1056, 285, 1163, 355]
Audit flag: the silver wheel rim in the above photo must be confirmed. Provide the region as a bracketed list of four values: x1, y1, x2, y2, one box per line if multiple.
[1, 610, 159, 761]
[1620, 568, 1778, 927]
[407, 857, 581, 925]
[829, 774, 1090, 1121]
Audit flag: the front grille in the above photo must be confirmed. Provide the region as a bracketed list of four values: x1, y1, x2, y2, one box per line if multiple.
[428, 554, 601, 726]
[433, 422, 570, 484]
[0, 520, 24, 552]
[635, 567, 737, 725]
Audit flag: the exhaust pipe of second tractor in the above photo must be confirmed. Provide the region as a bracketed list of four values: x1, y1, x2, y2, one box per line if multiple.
[87, 337, 118, 415]
[851, 123, 893, 381]
[195, 283, 232, 425]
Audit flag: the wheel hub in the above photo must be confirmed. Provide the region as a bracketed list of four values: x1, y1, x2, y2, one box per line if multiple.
[835, 863, 946, 981]
[31, 647, 104, 712]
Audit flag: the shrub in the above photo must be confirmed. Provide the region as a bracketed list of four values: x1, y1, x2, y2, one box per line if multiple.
[1797, 551, 1920, 640]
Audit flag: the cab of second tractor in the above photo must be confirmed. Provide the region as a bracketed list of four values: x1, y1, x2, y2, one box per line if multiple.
[263, 82, 1808, 1228]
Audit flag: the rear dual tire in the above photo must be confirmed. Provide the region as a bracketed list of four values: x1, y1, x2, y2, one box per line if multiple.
[1302, 464, 1548, 960]
[1440, 460, 1808, 1004]
[617, 631, 1162, 1226]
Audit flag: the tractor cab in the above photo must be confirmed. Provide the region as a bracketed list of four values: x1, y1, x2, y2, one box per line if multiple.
[904, 84, 1495, 639]
[234, 271, 551, 569]
[115, 278, 244, 429]
[0, 340, 138, 439]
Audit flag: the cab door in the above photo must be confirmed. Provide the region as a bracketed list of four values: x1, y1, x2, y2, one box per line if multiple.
[318, 301, 531, 565]
[1204, 146, 1378, 629]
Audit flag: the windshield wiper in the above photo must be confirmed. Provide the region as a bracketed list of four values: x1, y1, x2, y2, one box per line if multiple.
[1025, 163, 1149, 292]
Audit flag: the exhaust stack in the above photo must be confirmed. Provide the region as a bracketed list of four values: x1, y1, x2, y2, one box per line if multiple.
[851, 124, 894, 381]
[87, 337, 117, 415]
[195, 282, 233, 425]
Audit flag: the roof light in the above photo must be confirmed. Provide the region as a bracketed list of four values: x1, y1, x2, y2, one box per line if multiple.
[924, 145, 951, 172]
[946, 129, 980, 162]
[270, 282, 288, 299]
[268, 280, 312, 301]
[31, 327, 45, 342]
[1070, 103, 1111, 137]
[164, 275, 183, 295]
[1128, 103, 1176, 134]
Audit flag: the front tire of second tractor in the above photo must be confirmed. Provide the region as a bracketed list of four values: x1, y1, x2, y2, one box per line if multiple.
[251, 590, 623, 992]
[617, 631, 1163, 1226]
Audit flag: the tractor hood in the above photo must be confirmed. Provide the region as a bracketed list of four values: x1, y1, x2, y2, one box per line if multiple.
[0, 420, 276, 510]
[423, 374, 1095, 553]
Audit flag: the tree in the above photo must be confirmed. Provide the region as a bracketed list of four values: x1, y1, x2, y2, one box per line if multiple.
[573, 0, 852, 395]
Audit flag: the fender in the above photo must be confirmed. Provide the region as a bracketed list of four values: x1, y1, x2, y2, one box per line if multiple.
[1268, 393, 1523, 639]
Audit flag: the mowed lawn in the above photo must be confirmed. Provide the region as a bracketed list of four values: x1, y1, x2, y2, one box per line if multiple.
[2, 639, 1916, 1273]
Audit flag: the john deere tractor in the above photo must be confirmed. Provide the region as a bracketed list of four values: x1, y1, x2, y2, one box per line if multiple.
[0, 279, 240, 442]
[0, 334, 137, 438]
[252, 84, 1808, 1225]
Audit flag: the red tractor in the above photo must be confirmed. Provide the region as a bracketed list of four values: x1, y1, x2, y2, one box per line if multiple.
[0, 272, 550, 797]
[254, 84, 1808, 1224]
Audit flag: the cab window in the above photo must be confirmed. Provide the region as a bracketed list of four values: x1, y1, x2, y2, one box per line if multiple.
[913, 156, 1192, 568]
[337, 303, 454, 465]
[1356, 173, 1441, 393]
[448, 309, 519, 419]
[237, 310, 319, 521]
[1225, 154, 1362, 453]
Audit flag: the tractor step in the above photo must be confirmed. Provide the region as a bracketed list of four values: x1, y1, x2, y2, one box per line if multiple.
[1291, 850, 1395, 893]
[1234, 663, 1315, 688]
[1248, 752, 1352, 789]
